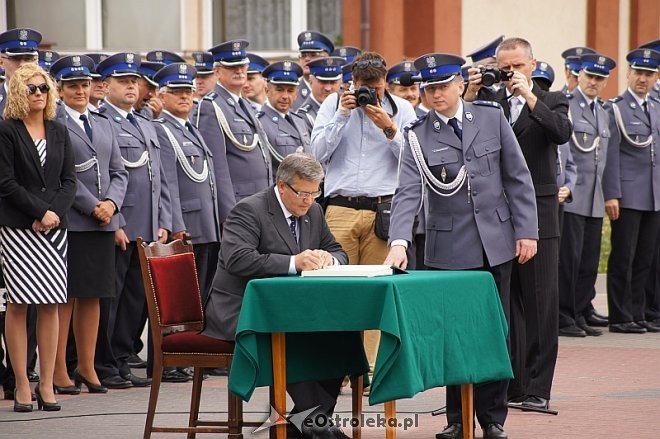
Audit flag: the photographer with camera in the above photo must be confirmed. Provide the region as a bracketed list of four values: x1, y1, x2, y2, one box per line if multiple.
[465, 37, 571, 413]
[310, 52, 416, 390]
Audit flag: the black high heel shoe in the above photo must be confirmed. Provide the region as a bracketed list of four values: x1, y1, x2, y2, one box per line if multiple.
[73, 369, 108, 394]
[13, 389, 33, 412]
[35, 384, 61, 411]
[53, 383, 81, 395]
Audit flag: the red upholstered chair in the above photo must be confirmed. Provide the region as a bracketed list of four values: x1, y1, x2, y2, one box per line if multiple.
[137, 236, 260, 439]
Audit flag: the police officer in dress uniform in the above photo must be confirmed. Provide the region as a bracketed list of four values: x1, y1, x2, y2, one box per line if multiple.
[467, 35, 504, 68]
[257, 61, 311, 176]
[387, 61, 421, 109]
[136, 61, 164, 120]
[332, 46, 361, 64]
[296, 56, 345, 135]
[192, 51, 215, 104]
[193, 39, 269, 219]
[93, 52, 173, 388]
[603, 48, 660, 334]
[293, 31, 335, 110]
[0, 27, 42, 400]
[153, 63, 221, 301]
[146, 50, 185, 66]
[385, 53, 538, 439]
[531, 61, 555, 92]
[86, 53, 110, 110]
[558, 54, 616, 338]
[242, 53, 269, 112]
[560, 47, 596, 94]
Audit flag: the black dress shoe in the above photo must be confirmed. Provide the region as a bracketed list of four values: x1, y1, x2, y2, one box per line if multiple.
[577, 323, 603, 336]
[27, 370, 40, 383]
[207, 367, 228, 376]
[436, 423, 462, 439]
[591, 310, 609, 320]
[99, 374, 132, 389]
[75, 369, 110, 393]
[609, 322, 647, 334]
[520, 395, 549, 410]
[558, 325, 586, 337]
[483, 423, 508, 438]
[127, 353, 147, 368]
[636, 321, 660, 333]
[586, 312, 608, 327]
[53, 384, 81, 395]
[161, 369, 192, 383]
[122, 373, 152, 387]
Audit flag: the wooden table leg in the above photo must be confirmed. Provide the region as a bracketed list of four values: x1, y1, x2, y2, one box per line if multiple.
[460, 384, 474, 439]
[272, 333, 287, 439]
[351, 374, 363, 439]
[385, 400, 396, 439]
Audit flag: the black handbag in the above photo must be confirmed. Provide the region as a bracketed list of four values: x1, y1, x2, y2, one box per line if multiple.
[374, 202, 392, 240]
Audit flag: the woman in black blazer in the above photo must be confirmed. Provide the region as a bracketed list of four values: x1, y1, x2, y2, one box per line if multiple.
[0, 63, 76, 412]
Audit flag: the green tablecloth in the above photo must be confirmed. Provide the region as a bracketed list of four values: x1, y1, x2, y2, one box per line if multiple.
[228, 271, 513, 405]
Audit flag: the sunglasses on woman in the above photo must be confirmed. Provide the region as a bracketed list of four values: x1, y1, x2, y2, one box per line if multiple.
[27, 83, 50, 95]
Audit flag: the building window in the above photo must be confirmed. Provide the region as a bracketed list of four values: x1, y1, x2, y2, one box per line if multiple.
[7, 0, 87, 50]
[307, 0, 342, 46]
[102, 0, 181, 51]
[214, 0, 291, 51]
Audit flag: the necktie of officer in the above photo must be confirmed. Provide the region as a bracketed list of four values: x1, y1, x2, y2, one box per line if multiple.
[288, 215, 298, 243]
[238, 97, 253, 120]
[185, 121, 200, 142]
[510, 98, 522, 125]
[642, 101, 650, 121]
[126, 112, 144, 138]
[447, 117, 462, 141]
[79, 114, 93, 142]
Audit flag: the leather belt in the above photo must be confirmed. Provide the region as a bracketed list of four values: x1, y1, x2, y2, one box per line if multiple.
[327, 195, 393, 211]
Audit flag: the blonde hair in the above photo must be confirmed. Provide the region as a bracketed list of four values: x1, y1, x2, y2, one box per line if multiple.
[3, 64, 58, 120]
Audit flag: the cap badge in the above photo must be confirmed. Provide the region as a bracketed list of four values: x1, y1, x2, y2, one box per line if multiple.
[643, 49, 651, 58]
[45, 52, 53, 61]
[576, 48, 584, 55]
[155, 51, 163, 61]
[426, 56, 436, 68]
[232, 41, 241, 51]
[283, 61, 292, 71]
[326, 58, 333, 66]
[404, 62, 412, 71]
[598, 56, 606, 65]
[339, 48, 347, 56]
[72, 56, 81, 67]
[304, 32, 312, 41]
[18, 29, 28, 41]
[126, 53, 135, 64]
[179, 64, 187, 74]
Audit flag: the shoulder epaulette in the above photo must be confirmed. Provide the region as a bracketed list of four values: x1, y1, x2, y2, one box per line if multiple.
[297, 104, 311, 113]
[96, 106, 108, 114]
[404, 113, 428, 132]
[597, 97, 604, 105]
[134, 112, 149, 121]
[649, 95, 660, 104]
[473, 100, 502, 109]
[565, 93, 573, 99]
[608, 96, 623, 103]
[255, 111, 265, 118]
[152, 117, 165, 123]
[203, 92, 218, 101]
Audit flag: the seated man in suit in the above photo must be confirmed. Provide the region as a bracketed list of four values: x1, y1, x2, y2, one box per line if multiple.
[203, 153, 350, 439]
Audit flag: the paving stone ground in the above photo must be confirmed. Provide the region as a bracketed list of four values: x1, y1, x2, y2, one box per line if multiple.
[1, 275, 659, 438]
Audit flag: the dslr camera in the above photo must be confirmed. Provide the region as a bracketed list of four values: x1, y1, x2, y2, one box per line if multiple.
[353, 86, 378, 106]
[480, 66, 514, 87]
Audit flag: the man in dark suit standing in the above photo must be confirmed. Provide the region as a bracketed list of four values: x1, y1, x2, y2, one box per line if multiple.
[203, 153, 350, 439]
[465, 37, 572, 411]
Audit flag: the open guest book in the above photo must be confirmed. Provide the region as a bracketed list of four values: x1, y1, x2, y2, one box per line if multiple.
[300, 265, 408, 277]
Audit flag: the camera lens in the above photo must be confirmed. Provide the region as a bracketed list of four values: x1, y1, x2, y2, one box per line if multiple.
[481, 71, 497, 87]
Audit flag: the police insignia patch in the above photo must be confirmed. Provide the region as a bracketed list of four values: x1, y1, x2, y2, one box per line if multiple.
[433, 120, 441, 130]
[465, 112, 473, 122]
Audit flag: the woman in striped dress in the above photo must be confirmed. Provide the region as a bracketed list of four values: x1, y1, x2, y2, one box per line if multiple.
[0, 64, 76, 411]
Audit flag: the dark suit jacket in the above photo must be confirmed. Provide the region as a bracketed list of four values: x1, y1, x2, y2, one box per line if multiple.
[0, 118, 76, 229]
[478, 85, 571, 238]
[203, 187, 348, 340]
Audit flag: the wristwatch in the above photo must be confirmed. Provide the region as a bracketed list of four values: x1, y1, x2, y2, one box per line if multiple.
[383, 124, 397, 140]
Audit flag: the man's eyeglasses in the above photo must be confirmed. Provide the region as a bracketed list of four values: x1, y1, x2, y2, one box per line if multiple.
[354, 58, 386, 69]
[27, 83, 50, 95]
[284, 181, 322, 199]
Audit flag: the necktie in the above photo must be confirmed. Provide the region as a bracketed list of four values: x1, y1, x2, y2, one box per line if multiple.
[126, 112, 139, 129]
[238, 97, 253, 118]
[510, 99, 522, 125]
[642, 101, 650, 121]
[288, 215, 298, 243]
[79, 114, 93, 142]
[447, 117, 462, 141]
[185, 121, 200, 142]
[589, 101, 595, 115]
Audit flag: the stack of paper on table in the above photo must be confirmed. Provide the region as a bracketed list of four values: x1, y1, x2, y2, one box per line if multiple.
[301, 264, 394, 277]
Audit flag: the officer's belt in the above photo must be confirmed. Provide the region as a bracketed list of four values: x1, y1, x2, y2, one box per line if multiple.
[327, 195, 393, 211]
